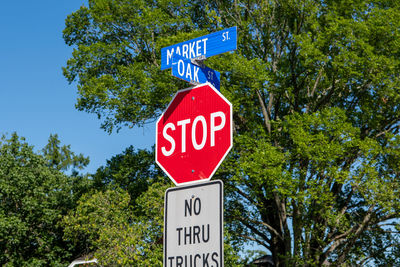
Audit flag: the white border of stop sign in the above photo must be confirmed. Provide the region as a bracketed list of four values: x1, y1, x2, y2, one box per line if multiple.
[155, 83, 233, 186]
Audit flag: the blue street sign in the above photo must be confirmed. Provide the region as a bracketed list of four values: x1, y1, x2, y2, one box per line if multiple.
[161, 27, 237, 70]
[172, 54, 221, 90]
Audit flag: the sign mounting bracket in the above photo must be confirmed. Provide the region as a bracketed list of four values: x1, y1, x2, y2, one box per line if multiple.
[191, 55, 206, 68]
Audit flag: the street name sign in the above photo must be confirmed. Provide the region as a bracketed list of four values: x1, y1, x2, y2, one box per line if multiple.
[156, 83, 233, 186]
[172, 54, 221, 90]
[161, 27, 237, 70]
[164, 180, 223, 267]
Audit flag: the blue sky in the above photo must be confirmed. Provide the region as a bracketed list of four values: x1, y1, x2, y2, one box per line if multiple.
[0, 1, 155, 173]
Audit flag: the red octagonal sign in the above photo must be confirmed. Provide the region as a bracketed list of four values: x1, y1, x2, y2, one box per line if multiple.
[156, 83, 232, 186]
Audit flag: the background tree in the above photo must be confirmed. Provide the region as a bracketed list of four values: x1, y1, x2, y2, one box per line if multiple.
[0, 133, 90, 266]
[63, 0, 400, 265]
[63, 182, 173, 266]
[64, 146, 242, 265]
[91, 146, 164, 207]
[42, 134, 89, 173]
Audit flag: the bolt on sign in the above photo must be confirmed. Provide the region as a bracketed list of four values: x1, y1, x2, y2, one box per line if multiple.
[164, 180, 224, 267]
[155, 83, 232, 186]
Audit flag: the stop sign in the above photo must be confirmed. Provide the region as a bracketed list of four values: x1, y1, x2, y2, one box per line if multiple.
[156, 83, 232, 186]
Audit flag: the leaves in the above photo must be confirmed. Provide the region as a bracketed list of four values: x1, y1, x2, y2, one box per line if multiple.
[62, 184, 166, 266]
[0, 133, 88, 266]
[42, 134, 89, 172]
[63, 0, 400, 265]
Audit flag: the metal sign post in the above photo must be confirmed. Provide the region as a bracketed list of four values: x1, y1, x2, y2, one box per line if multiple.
[160, 27, 237, 267]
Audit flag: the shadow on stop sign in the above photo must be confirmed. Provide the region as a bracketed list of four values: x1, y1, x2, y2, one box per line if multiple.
[156, 83, 233, 186]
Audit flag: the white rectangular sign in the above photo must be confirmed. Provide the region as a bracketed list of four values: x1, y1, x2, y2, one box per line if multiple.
[164, 180, 224, 267]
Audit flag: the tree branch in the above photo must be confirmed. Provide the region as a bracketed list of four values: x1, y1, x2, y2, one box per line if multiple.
[336, 205, 376, 264]
[235, 186, 259, 207]
[314, 79, 340, 111]
[308, 64, 325, 99]
[239, 234, 272, 250]
[256, 89, 272, 134]
[245, 217, 283, 242]
[375, 124, 399, 138]
[239, 217, 273, 244]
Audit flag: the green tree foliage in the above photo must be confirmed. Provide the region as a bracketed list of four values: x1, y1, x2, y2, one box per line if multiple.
[0, 133, 90, 266]
[63, 183, 243, 266]
[63, 0, 400, 265]
[63, 184, 166, 266]
[92, 146, 164, 208]
[63, 145, 169, 265]
[64, 146, 243, 265]
[42, 134, 89, 173]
